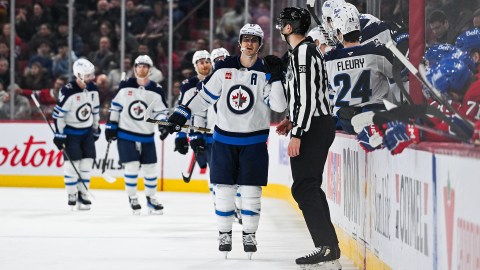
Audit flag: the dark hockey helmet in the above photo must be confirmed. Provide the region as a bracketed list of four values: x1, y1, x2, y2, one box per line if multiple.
[276, 7, 311, 35]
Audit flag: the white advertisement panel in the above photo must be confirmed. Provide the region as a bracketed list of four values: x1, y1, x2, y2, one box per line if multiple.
[435, 155, 480, 270]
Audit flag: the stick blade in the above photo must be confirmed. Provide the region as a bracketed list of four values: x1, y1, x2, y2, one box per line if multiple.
[102, 172, 117, 183]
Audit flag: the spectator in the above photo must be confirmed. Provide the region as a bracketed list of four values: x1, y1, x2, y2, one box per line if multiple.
[473, 9, 480, 28]
[428, 10, 458, 45]
[114, 22, 139, 55]
[181, 38, 208, 71]
[125, 0, 148, 36]
[155, 43, 180, 80]
[0, 57, 9, 87]
[52, 41, 77, 78]
[0, 40, 9, 60]
[14, 6, 33, 42]
[90, 21, 118, 53]
[96, 74, 114, 111]
[108, 55, 134, 91]
[136, 1, 169, 51]
[27, 23, 53, 56]
[21, 62, 50, 90]
[28, 41, 53, 75]
[0, 82, 31, 120]
[215, 3, 251, 42]
[88, 36, 117, 75]
[31, 3, 52, 32]
[170, 79, 181, 107]
[52, 19, 84, 57]
[0, 23, 24, 59]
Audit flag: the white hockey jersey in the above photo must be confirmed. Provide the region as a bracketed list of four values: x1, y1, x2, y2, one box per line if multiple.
[360, 14, 392, 45]
[184, 56, 287, 145]
[325, 41, 394, 116]
[109, 78, 168, 143]
[53, 80, 100, 135]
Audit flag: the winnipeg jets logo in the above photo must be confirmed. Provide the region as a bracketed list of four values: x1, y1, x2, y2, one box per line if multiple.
[76, 104, 92, 122]
[227, 85, 254, 114]
[128, 100, 148, 121]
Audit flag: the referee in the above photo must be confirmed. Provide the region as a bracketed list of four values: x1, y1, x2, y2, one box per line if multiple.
[275, 7, 341, 269]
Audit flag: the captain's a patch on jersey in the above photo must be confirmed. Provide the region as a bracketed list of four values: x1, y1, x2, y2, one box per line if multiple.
[298, 65, 307, 73]
[225, 71, 232, 80]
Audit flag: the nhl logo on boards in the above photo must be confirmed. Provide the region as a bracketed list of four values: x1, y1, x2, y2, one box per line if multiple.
[225, 72, 232, 80]
[226, 84, 254, 114]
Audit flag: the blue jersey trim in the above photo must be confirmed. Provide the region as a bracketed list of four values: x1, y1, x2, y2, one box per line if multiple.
[241, 209, 259, 216]
[118, 130, 155, 143]
[215, 210, 235, 217]
[64, 126, 90, 135]
[213, 131, 269, 145]
[202, 85, 220, 100]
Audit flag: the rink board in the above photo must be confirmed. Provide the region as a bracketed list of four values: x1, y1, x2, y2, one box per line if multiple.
[2, 123, 480, 270]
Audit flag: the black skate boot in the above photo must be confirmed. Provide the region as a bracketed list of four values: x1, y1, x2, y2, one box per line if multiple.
[68, 193, 77, 210]
[146, 196, 164, 215]
[129, 195, 141, 215]
[296, 245, 342, 270]
[242, 232, 257, 260]
[218, 231, 232, 259]
[77, 192, 91, 210]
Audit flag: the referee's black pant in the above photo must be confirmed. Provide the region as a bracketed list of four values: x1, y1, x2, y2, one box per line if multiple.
[290, 115, 338, 247]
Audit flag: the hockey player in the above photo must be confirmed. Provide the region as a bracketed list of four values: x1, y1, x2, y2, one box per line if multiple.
[210, 47, 230, 69]
[52, 59, 100, 210]
[455, 28, 480, 72]
[167, 23, 287, 259]
[325, 3, 394, 134]
[105, 55, 168, 215]
[276, 7, 341, 269]
[307, 27, 332, 55]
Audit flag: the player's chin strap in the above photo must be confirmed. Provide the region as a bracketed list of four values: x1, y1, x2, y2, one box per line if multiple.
[239, 43, 262, 58]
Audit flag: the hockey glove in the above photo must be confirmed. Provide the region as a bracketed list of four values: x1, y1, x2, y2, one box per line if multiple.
[158, 125, 169, 141]
[93, 127, 101, 142]
[382, 121, 420, 155]
[189, 132, 206, 152]
[53, 133, 66, 150]
[263, 55, 285, 83]
[356, 124, 384, 152]
[105, 121, 118, 141]
[167, 105, 191, 134]
[174, 132, 189, 155]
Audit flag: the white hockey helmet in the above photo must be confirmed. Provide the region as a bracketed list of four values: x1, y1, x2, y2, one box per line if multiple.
[192, 50, 211, 65]
[307, 27, 327, 45]
[73, 58, 95, 82]
[210, 47, 230, 63]
[332, 3, 361, 36]
[322, 0, 346, 32]
[134, 55, 153, 67]
[238, 23, 264, 45]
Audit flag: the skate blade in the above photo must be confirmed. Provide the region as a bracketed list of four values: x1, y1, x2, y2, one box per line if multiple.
[246, 252, 253, 260]
[132, 209, 141, 215]
[223, 251, 229, 259]
[77, 204, 91, 211]
[148, 209, 164, 215]
[69, 205, 75, 211]
[299, 260, 342, 270]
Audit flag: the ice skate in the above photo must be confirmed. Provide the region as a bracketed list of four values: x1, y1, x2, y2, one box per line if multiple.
[296, 245, 342, 270]
[77, 192, 91, 210]
[242, 232, 257, 260]
[128, 195, 141, 215]
[218, 231, 232, 259]
[234, 208, 242, 224]
[146, 196, 163, 215]
[68, 193, 77, 210]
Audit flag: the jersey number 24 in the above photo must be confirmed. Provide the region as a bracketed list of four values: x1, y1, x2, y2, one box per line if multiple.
[334, 70, 372, 107]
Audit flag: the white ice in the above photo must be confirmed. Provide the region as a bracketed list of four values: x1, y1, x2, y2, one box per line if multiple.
[0, 188, 358, 270]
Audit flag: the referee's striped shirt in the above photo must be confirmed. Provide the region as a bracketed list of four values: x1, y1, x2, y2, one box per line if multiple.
[285, 37, 331, 138]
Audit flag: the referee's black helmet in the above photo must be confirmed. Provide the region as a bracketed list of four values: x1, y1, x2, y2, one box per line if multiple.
[276, 7, 311, 35]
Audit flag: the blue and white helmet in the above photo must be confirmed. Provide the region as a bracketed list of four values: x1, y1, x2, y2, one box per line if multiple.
[423, 43, 456, 67]
[322, 0, 346, 33]
[307, 27, 327, 45]
[455, 28, 480, 53]
[73, 58, 95, 82]
[448, 47, 477, 72]
[332, 3, 361, 35]
[432, 58, 473, 95]
[239, 23, 264, 45]
[210, 48, 230, 63]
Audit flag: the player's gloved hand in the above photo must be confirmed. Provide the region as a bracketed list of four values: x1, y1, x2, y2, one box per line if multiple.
[189, 132, 206, 152]
[174, 132, 189, 155]
[382, 121, 420, 155]
[263, 55, 285, 83]
[53, 133, 66, 150]
[356, 124, 384, 152]
[93, 127, 101, 142]
[105, 121, 118, 141]
[158, 125, 169, 141]
[167, 105, 191, 134]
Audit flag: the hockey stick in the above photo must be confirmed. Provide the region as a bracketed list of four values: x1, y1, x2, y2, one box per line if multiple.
[101, 140, 117, 183]
[182, 150, 197, 183]
[31, 94, 95, 198]
[306, 0, 337, 47]
[144, 101, 212, 133]
[385, 40, 474, 133]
